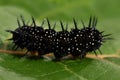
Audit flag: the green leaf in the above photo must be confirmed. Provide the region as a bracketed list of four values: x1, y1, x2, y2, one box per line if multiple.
[0, 54, 120, 80]
[0, 0, 120, 80]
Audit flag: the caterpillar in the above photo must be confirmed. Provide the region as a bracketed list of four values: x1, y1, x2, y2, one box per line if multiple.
[6, 16, 111, 61]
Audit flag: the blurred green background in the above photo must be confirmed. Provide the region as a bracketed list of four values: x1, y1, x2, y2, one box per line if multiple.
[0, 0, 120, 80]
[0, 0, 119, 53]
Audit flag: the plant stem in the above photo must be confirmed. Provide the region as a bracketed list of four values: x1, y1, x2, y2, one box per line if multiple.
[0, 49, 119, 59]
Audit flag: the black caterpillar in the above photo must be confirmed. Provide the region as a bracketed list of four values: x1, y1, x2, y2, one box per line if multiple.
[6, 16, 111, 60]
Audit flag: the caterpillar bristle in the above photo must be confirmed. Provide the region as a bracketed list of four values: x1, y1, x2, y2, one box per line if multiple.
[41, 19, 45, 27]
[93, 50, 97, 56]
[46, 18, 51, 29]
[81, 19, 85, 28]
[102, 34, 112, 37]
[53, 22, 56, 29]
[7, 38, 13, 40]
[94, 17, 97, 27]
[60, 20, 64, 31]
[92, 16, 96, 28]
[73, 18, 78, 29]
[17, 18, 21, 27]
[98, 49, 102, 55]
[32, 16, 36, 27]
[88, 16, 92, 27]
[20, 15, 25, 26]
